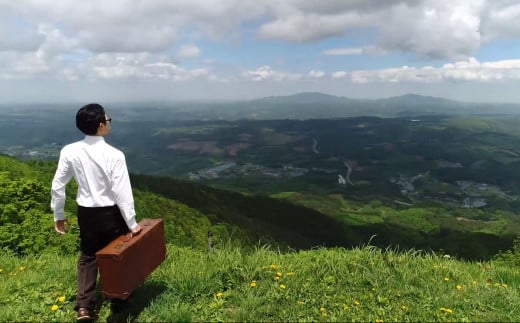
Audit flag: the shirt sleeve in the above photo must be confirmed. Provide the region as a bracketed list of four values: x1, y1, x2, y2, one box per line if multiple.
[51, 149, 73, 221]
[111, 153, 138, 230]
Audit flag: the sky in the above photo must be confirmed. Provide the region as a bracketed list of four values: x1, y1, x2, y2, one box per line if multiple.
[2, 0, 520, 104]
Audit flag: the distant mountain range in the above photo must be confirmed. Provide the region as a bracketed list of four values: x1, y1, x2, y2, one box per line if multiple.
[213, 92, 520, 120]
[248, 92, 473, 108]
[251, 92, 358, 104]
[108, 92, 520, 121]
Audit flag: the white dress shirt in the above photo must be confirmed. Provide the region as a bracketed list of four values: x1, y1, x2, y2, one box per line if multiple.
[51, 135, 138, 230]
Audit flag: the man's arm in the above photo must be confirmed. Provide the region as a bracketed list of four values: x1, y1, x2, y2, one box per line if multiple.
[111, 153, 140, 232]
[51, 149, 73, 234]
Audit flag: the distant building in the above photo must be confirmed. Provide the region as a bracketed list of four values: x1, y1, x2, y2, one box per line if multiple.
[206, 162, 236, 173]
[463, 197, 487, 208]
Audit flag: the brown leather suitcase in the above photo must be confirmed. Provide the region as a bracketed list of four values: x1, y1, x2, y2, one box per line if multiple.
[95, 218, 167, 300]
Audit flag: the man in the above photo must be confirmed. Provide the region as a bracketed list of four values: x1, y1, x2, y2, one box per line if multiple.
[51, 103, 141, 321]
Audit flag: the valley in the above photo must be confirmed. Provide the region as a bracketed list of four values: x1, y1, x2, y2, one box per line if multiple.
[2, 98, 520, 259]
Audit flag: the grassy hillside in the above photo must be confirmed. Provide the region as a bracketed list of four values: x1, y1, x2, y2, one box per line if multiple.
[130, 174, 514, 260]
[0, 153, 515, 260]
[1, 244, 520, 322]
[0, 154, 248, 255]
[2, 153, 520, 321]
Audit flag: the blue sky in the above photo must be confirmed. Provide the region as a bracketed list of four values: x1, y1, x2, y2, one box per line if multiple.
[1, 0, 520, 104]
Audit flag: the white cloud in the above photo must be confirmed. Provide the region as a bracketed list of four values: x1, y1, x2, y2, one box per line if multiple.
[257, 0, 491, 59]
[481, 1, 520, 41]
[0, 0, 268, 53]
[322, 47, 364, 56]
[442, 57, 520, 81]
[377, 1, 483, 59]
[332, 71, 347, 79]
[177, 45, 201, 58]
[1, 1, 520, 60]
[244, 65, 303, 82]
[336, 57, 520, 84]
[309, 69, 325, 78]
[72, 53, 214, 82]
[258, 12, 365, 42]
[0, 51, 49, 79]
[350, 65, 443, 84]
[0, 14, 43, 51]
[37, 23, 79, 59]
[2, 0, 520, 103]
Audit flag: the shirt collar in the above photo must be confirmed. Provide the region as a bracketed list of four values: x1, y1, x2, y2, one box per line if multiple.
[84, 135, 105, 144]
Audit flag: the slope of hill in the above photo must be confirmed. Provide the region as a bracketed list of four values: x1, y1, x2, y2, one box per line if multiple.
[2, 154, 520, 321]
[2, 244, 520, 322]
[131, 173, 515, 260]
[0, 154, 515, 260]
[0, 154, 246, 255]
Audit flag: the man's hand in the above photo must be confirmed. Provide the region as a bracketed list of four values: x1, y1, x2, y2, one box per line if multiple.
[131, 224, 142, 235]
[54, 220, 68, 234]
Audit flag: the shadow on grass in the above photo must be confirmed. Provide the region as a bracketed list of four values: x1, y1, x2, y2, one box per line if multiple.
[105, 281, 167, 323]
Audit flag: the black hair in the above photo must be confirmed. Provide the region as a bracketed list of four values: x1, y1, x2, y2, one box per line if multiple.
[76, 103, 106, 135]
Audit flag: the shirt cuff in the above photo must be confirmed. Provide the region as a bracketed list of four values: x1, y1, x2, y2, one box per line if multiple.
[54, 212, 66, 222]
[124, 217, 138, 231]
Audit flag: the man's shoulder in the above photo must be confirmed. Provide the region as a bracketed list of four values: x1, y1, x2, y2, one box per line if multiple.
[103, 142, 125, 159]
[60, 140, 83, 153]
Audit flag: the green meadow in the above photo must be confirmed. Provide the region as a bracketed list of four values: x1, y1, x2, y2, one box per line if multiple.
[2, 244, 520, 322]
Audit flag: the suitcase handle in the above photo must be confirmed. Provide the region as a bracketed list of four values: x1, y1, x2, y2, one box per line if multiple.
[121, 220, 153, 242]
[122, 229, 142, 242]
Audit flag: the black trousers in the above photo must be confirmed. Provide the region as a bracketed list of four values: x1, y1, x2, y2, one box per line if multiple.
[76, 205, 129, 311]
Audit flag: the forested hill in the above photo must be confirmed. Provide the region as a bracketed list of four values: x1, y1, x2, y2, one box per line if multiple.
[130, 174, 514, 260]
[0, 154, 514, 260]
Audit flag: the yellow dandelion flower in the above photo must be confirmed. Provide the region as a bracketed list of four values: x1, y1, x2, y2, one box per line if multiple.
[216, 292, 224, 298]
[472, 280, 477, 285]
[250, 281, 257, 287]
[276, 272, 283, 277]
[51, 305, 59, 311]
[286, 272, 294, 276]
[444, 277, 449, 282]
[401, 305, 407, 311]
[19, 266, 25, 271]
[270, 264, 278, 269]
[354, 300, 360, 306]
[280, 284, 286, 289]
[375, 319, 383, 323]
[274, 276, 280, 281]
[440, 307, 453, 314]
[297, 300, 304, 305]
[58, 296, 66, 302]
[320, 307, 326, 312]
[0, 269, 3, 273]
[502, 283, 508, 288]
[456, 284, 463, 291]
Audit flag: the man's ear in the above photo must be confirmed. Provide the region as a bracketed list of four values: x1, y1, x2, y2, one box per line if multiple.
[95, 123, 104, 135]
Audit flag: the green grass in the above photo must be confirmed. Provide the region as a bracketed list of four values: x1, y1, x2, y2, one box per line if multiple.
[1, 244, 520, 322]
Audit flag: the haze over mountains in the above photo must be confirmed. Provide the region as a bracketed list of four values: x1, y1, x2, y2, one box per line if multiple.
[169, 92, 520, 121]
[2, 92, 519, 120]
